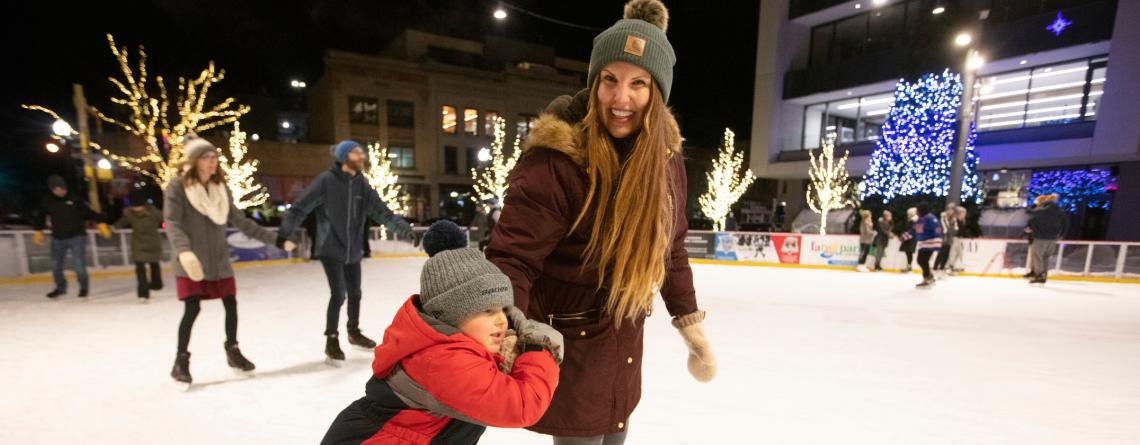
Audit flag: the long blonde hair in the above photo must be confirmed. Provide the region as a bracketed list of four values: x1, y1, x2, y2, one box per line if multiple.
[572, 80, 678, 325]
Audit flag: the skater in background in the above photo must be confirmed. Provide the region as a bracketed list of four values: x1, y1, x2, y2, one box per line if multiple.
[911, 203, 943, 288]
[933, 203, 958, 278]
[114, 188, 164, 301]
[165, 136, 294, 388]
[1026, 193, 1067, 284]
[946, 206, 971, 273]
[897, 207, 918, 273]
[486, 2, 716, 442]
[872, 210, 892, 271]
[856, 209, 874, 272]
[1023, 195, 1045, 278]
[320, 222, 563, 445]
[32, 174, 112, 299]
[276, 139, 416, 364]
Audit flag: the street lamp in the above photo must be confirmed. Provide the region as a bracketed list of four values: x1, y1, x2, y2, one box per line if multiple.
[477, 147, 492, 162]
[97, 158, 112, 170]
[52, 119, 73, 137]
[45, 142, 60, 153]
[290, 79, 307, 88]
[493, 8, 507, 20]
[948, 26, 985, 205]
[954, 33, 972, 47]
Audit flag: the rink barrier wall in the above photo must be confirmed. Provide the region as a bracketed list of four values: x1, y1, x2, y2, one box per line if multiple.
[0, 226, 433, 283]
[683, 231, 1140, 284]
[3, 228, 1138, 285]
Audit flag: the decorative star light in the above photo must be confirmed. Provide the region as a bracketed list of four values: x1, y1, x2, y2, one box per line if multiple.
[1046, 12, 1072, 36]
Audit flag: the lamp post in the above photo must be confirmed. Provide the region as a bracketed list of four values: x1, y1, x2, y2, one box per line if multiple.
[71, 84, 103, 213]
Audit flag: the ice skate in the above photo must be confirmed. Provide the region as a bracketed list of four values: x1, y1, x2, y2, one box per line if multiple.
[171, 352, 192, 391]
[347, 329, 377, 350]
[325, 334, 345, 365]
[225, 343, 256, 373]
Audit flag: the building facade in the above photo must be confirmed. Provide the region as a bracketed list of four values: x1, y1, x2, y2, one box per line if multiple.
[751, 0, 1140, 240]
[303, 30, 587, 223]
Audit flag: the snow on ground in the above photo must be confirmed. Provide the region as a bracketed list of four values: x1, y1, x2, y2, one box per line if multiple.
[1, 258, 1138, 444]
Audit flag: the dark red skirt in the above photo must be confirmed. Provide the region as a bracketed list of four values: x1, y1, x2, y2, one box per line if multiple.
[176, 276, 237, 301]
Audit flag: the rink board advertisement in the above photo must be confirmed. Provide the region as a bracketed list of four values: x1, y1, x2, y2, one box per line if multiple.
[226, 228, 290, 262]
[800, 234, 861, 266]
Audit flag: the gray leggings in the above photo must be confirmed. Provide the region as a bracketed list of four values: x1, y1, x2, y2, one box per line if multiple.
[553, 428, 629, 445]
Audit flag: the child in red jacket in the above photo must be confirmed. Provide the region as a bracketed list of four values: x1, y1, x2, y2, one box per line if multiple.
[321, 226, 563, 445]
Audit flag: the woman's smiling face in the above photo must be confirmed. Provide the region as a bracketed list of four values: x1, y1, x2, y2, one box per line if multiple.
[596, 61, 653, 139]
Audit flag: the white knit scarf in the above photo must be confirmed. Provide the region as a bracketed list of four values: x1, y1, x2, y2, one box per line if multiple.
[184, 180, 230, 225]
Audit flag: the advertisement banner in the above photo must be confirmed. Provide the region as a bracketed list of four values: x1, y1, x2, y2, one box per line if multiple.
[771, 234, 802, 264]
[712, 232, 782, 263]
[801, 234, 861, 266]
[226, 229, 290, 263]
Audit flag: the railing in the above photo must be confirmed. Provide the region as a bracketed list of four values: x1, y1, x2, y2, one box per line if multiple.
[684, 230, 1140, 280]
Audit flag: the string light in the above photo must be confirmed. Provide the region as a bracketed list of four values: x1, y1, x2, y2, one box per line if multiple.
[861, 69, 981, 203]
[806, 137, 852, 235]
[220, 122, 269, 209]
[471, 115, 521, 212]
[1027, 168, 1114, 213]
[699, 128, 756, 232]
[364, 142, 409, 240]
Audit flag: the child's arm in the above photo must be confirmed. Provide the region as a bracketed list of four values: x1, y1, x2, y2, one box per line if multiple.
[400, 343, 559, 428]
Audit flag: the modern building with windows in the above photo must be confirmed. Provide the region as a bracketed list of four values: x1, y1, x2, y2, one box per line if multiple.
[306, 30, 586, 222]
[751, 0, 1140, 240]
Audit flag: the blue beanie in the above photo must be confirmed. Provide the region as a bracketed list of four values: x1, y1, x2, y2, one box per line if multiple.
[422, 220, 469, 257]
[331, 140, 363, 163]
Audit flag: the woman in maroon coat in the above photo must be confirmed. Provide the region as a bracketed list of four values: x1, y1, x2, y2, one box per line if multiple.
[485, 1, 716, 443]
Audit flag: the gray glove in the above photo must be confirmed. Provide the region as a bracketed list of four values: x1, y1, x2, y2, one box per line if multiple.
[506, 306, 564, 365]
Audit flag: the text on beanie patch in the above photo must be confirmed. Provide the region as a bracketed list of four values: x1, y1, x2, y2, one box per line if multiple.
[624, 35, 646, 57]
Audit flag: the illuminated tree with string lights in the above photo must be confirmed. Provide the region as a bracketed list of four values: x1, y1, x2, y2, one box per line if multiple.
[364, 143, 406, 215]
[471, 115, 521, 211]
[861, 70, 980, 203]
[807, 137, 853, 235]
[24, 34, 255, 194]
[221, 122, 268, 209]
[699, 128, 755, 232]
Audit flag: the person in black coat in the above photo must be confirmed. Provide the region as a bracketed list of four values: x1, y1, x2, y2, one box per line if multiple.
[32, 175, 111, 299]
[1026, 194, 1068, 284]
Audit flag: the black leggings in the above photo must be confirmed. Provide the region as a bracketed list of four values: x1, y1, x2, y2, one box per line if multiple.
[177, 295, 238, 353]
[134, 262, 161, 297]
[917, 249, 937, 280]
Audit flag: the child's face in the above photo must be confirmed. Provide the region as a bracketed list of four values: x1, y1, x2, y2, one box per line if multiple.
[458, 307, 508, 354]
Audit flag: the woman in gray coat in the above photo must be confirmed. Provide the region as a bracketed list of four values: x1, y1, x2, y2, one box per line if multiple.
[165, 136, 294, 388]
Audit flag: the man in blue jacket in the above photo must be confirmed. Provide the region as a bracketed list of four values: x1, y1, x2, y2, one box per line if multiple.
[277, 140, 416, 362]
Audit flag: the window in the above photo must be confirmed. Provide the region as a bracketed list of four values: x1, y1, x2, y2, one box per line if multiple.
[464, 108, 479, 135]
[798, 92, 893, 150]
[389, 146, 415, 170]
[441, 105, 457, 134]
[484, 111, 501, 136]
[349, 97, 379, 125]
[976, 56, 1107, 131]
[387, 100, 414, 128]
[809, 0, 935, 67]
[444, 146, 458, 174]
[466, 147, 481, 172]
[516, 114, 537, 140]
[810, 25, 833, 67]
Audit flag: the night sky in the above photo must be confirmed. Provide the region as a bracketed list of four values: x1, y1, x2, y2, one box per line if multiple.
[1, 0, 759, 210]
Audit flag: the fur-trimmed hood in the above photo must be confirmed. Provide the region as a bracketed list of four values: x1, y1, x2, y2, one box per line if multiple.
[523, 88, 683, 168]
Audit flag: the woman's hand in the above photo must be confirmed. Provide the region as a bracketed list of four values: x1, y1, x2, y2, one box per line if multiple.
[178, 251, 204, 281]
[674, 311, 716, 382]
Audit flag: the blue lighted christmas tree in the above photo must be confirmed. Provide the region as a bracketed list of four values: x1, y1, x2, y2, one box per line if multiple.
[861, 70, 980, 203]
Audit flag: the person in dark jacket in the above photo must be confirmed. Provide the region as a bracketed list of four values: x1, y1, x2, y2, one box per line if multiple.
[320, 226, 562, 445]
[910, 203, 943, 288]
[277, 140, 416, 363]
[484, 1, 715, 442]
[33, 174, 112, 299]
[114, 188, 164, 301]
[1026, 193, 1068, 284]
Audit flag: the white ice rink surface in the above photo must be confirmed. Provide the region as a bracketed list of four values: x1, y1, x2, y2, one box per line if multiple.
[1, 258, 1138, 444]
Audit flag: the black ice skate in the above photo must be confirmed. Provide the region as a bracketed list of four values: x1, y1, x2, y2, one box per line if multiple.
[225, 343, 256, 373]
[171, 352, 192, 391]
[46, 289, 64, 299]
[916, 278, 935, 289]
[325, 334, 345, 364]
[347, 329, 377, 350]
[1029, 276, 1047, 286]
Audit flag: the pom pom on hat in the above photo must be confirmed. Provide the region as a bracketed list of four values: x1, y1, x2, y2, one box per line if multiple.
[422, 220, 469, 257]
[624, 0, 669, 32]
